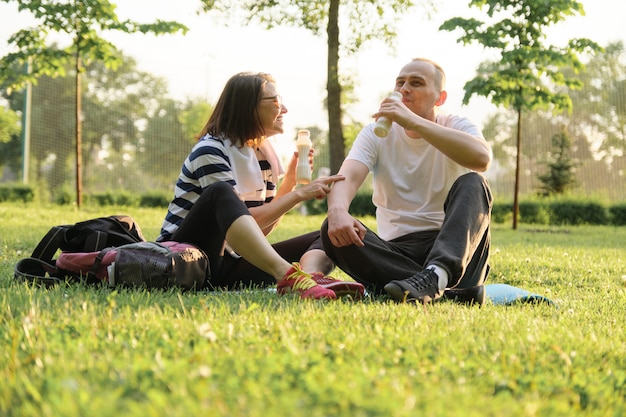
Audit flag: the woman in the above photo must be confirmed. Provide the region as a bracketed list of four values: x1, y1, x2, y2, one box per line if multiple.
[157, 72, 363, 299]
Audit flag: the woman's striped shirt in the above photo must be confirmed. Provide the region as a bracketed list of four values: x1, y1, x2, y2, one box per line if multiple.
[158, 135, 277, 241]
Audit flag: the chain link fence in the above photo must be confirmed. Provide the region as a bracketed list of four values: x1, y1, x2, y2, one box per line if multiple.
[2, 52, 625, 205]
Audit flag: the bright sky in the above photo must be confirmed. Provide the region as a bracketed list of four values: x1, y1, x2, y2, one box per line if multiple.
[1, 0, 624, 151]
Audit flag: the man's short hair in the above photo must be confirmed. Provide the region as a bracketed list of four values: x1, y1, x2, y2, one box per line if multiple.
[411, 57, 446, 90]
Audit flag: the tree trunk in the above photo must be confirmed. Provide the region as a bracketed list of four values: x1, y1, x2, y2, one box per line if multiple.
[513, 107, 522, 229]
[326, 0, 345, 174]
[75, 47, 83, 207]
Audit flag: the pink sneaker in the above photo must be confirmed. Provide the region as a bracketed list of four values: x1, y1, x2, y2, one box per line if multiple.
[276, 263, 336, 300]
[310, 272, 365, 299]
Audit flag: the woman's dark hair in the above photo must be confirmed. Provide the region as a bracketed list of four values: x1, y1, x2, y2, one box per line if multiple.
[197, 72, 275, 146]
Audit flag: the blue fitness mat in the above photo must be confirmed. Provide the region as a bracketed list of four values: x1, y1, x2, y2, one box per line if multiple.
[485, 283, 555, 306]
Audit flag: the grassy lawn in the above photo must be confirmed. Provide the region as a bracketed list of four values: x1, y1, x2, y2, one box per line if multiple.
[1, 203, 625, 416]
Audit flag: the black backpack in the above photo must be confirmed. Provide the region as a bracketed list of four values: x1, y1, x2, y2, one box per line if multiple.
[14, 216, 211, 290]
[30, 215, 146, 263]
[14, 215, 142, 286]
[15, 215, 209, 290]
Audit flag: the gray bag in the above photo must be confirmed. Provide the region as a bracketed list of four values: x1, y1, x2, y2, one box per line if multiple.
[94, 241, 210, 290]
[16, 241, 210, 291]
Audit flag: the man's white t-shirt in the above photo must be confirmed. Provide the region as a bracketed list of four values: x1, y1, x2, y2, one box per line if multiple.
[346, 113, 483, 241]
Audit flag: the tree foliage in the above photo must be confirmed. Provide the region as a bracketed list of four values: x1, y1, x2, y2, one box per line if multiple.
[0, 106, 21, 176]
[564, 41, 626, 161]
[139, 98, 212, 189]
[537, 129, 578, 196]
[440, 0, 599, 112]
[482, 41, 626, 202]
[0, 106, 20, 144]
[1, 55, 203, 199]
[440, 0, 601, 228]
[0, 0, 188, 91]
[0, 0, 188, 205]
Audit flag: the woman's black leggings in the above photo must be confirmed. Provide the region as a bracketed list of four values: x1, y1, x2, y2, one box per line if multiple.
[171, 181, 323, 290]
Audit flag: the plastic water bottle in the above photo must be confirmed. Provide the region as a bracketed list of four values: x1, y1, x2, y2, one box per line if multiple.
[373, 91, 402, 138]
[296, 129, 312, 184]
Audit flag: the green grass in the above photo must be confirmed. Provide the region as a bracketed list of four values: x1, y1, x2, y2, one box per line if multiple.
[1, 203, 625, 417]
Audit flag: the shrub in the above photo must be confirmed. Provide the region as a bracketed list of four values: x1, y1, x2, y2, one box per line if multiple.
[303, 197, 327, 215]
[0, 184, 35, 202]
[491, 202, 512, 224]
[549, 200, 608, 225]
[140, 191, 171, 208]
[89, 192, 116, 206]
[350, 192, 376, 216]
[609, 203, 626, 226]
[114, 191, 139, 207]
[303, 191, 375, 216]
[89, 191, 139, 206]
[519, 201, 550, 225]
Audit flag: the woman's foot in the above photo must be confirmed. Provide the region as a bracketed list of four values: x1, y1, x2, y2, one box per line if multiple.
[277, 263, 337, 299]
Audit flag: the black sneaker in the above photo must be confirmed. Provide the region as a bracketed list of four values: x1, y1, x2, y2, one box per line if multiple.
[442, 285, 485, 306]
[384, 268, 443, 304]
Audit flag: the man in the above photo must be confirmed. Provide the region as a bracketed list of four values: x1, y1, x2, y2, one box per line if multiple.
[321, 57, 493, 304]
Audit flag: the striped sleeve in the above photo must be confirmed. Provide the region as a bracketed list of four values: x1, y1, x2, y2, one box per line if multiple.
[158, 137, 236, 241]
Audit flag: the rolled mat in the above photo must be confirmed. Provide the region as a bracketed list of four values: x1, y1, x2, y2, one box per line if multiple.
[485, 283, 555, 306]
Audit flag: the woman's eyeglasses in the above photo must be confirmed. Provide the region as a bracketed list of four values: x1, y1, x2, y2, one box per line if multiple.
[260, 95, 283, 107]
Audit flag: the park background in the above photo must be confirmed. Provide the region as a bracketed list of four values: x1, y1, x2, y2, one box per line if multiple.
[1, 3, 626, 415]
[0, 0, 625, 206]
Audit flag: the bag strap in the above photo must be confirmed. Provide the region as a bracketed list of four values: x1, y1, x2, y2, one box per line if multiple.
[14, 257, 64, 287]
[30, 226, 67, 262]
[82, 229, 108, 253]
[88, 247, 117, 285]
[30, 216, 143, 263]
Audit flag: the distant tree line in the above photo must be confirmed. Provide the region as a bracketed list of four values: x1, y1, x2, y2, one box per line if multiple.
[482, 41, 626, 202]
[0, 55, 212, 200]
[1, 42, 626, 204]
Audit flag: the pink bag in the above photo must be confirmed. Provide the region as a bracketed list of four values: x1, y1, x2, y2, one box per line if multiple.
[55, 241, 209, 290]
